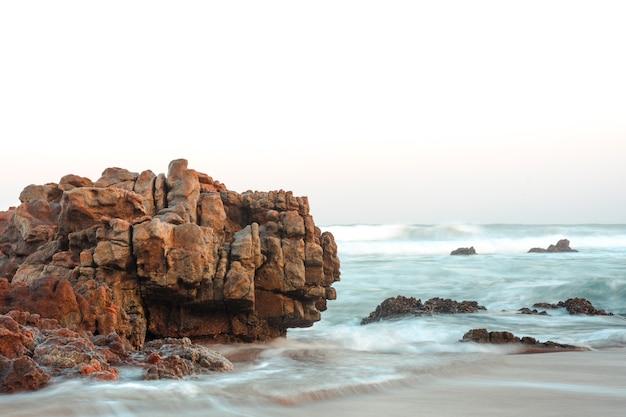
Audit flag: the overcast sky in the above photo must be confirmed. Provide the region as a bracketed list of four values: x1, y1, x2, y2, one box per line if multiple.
[1, 1, 625, 225]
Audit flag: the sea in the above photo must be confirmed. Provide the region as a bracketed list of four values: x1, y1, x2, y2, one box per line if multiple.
[2, 224, 625, 416]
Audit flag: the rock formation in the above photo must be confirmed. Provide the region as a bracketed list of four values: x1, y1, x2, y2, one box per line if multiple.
[532, 298, 612, 316]
[517, 307, 548, 316]
[528, 239, 577, 253]
[0, 159, 340, 351]
[461, 328, 586, 353]
[450, 247, 476, 256]
[361, 296, 485, 325]
[0, 310, 233, 392]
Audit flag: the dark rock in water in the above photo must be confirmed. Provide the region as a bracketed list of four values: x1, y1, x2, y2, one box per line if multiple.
[532, 302, 558, 309]
[528, 239, 578, 253]
[559, 298, 612, 316]
[518, 307, 548, 316]
[423, 297, 485, 314]
[461, 328, 586, 353]
[361, 296, 485, 325]
[450, 247, 476, 256]
[532, 298, 612, 316]
[360, 296, 421, 325]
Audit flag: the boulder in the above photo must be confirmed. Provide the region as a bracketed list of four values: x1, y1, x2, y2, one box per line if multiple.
[59, 174, 93, 191]
[361, 296, 485, 325]
[94, 167, 138, 191]
[532, 298, 612, 316]
[529, 239, 578, 253]
[450, 247, 476, 256]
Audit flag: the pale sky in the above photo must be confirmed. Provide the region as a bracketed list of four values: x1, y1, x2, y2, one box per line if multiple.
[1, 1, 625, 225]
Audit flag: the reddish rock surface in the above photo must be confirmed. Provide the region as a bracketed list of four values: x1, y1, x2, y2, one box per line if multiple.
[461, 328, 586, 353]
[0, 310, 232, 392]
[0, 159, 339, 392]
[0, 159, 340, 351]
[361, 296, 485, 325]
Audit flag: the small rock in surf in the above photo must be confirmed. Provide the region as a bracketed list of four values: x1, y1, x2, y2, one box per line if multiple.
[531, 298, 612, 316]
[450, 247, 477, 255]
[460, 328, 587, 353]
[528, 239, 578, 253]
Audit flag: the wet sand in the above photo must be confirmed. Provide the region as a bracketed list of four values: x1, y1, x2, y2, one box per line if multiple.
[1, 349, 624, 417]
[265, 349, 626, 417]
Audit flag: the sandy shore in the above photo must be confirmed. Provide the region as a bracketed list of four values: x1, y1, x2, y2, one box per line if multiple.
[262, 349, 626, 417]
[1, 349, 625, 417]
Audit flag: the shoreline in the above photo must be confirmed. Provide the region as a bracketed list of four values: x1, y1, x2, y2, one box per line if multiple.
[264, 348, 626, 417]
[2, 348, 624, 417]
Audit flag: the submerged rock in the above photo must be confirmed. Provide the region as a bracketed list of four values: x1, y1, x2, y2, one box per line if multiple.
[528, 239, 578, 253]
[450, 247, 476, 256]
[142, 337, 233, 380]
[361, 296, 485, 325]
[532, 298, 612, 316]
[518, 308, 548, 316]
[461, 328, 586, 353]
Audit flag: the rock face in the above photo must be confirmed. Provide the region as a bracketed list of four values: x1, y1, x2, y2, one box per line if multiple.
[532, 298, 612, 316]
[361, 296, 485, 325]
[528, 239, 577, 253]
[0, 159, 340, 351]
[450, 247, 476, 256]
[461, 328, 586, 353]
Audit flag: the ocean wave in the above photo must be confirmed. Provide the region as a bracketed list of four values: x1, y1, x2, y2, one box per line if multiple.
[324, 224, 626, 255]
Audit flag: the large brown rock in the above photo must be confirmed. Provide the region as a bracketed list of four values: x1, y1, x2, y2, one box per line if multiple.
[0, 159, 339, 353]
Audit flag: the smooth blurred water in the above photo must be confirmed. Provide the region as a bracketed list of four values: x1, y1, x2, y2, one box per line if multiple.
[1, 224, 625, 417]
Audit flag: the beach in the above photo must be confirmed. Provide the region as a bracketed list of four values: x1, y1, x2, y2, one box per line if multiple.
[1, 224, 625, 416]
[2, 349, 625, 417]
[291, 349, 626, 417]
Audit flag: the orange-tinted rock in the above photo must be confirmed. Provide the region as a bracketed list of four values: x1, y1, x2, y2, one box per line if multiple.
[94, 167, 138, 191]
[59, 187, 148, 233]
[59, 174, 93, 191]
[0, 159, 339, 352]
[0, 315, 35, 359]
